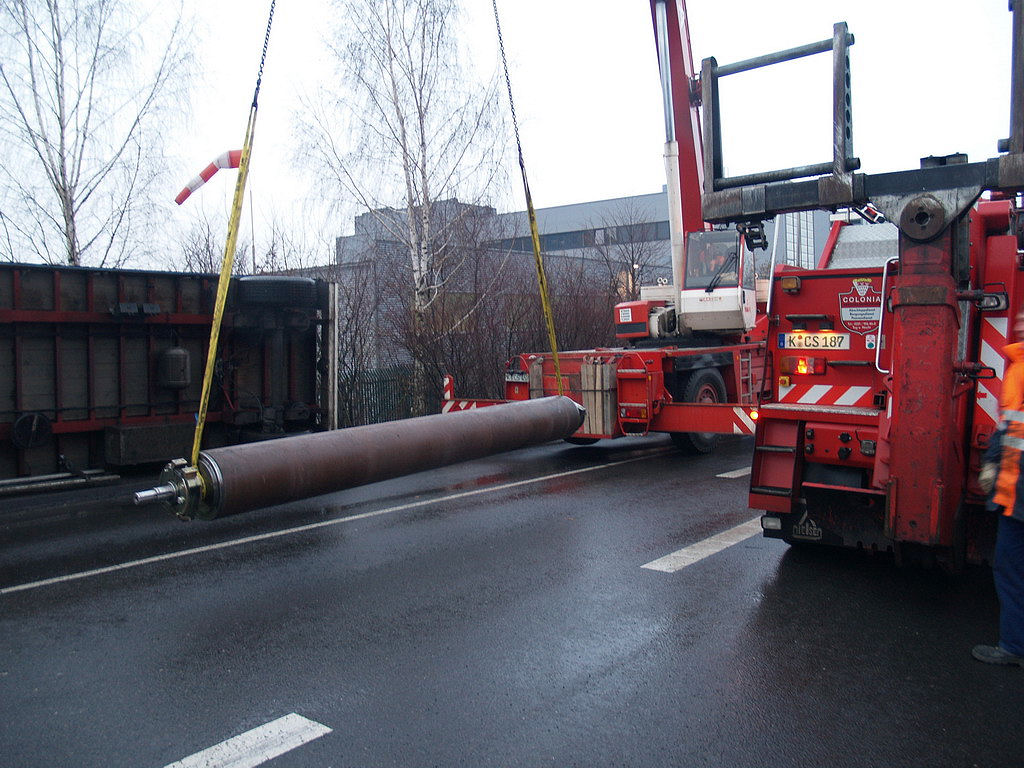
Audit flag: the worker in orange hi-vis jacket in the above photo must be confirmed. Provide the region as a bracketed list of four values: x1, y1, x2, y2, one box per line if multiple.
[976, 307, 1024, 666]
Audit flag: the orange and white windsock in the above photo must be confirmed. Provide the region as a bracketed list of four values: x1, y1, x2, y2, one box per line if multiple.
[175, 150, 243, 205]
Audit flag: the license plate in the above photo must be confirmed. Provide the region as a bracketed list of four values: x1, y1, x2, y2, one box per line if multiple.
[505, 372, 530, 383]
[778, 332, 850, 350]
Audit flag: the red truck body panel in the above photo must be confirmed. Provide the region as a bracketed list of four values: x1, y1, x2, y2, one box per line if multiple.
[751, 201, 1021, 564]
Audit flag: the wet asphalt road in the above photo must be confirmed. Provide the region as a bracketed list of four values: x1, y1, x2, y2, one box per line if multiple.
[0, 436, 1019, 768]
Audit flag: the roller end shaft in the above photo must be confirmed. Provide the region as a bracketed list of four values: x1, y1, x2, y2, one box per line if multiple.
[133, 484, 178, 505]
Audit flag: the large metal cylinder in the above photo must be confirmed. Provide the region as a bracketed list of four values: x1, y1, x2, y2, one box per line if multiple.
[137, 396, 585, 520]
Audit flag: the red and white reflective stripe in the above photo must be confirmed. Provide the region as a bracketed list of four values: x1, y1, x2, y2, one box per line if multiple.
[442, 374, 454, 401]
[976, 316, 1008, 428]
[732, 407, 756, 435]
[777, 383, 874, 408]
[441, 399, 478, 414]
[175, 150, 243, 205]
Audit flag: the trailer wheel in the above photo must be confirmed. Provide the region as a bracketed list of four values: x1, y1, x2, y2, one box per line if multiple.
[671, 368, 726, 454]
[236, 276, 318, 307]
[11, 412, 52, 449]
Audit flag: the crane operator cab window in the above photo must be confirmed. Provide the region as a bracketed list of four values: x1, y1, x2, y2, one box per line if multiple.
[685, 230, 745, 291]
[681, 229, 757, 333]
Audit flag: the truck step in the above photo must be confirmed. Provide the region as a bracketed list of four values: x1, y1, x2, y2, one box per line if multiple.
[750, 485, 792, 497]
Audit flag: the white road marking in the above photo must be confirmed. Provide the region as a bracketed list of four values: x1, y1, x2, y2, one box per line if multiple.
[163, 713, 331, 768]
[642, 517, 762, 573]
[1, 449, 669, 597]
[716, 466, 751, 479]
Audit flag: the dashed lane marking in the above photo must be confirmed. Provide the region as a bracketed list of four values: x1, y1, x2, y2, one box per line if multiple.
[642, 517, 762, 573]
[163, 713, 331, 768]
[716, 466, 751, 479]
[0, 449, 670, 597]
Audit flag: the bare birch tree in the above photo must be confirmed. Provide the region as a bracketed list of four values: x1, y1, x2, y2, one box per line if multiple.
[0, 0, 189, 266]
[300, 0, 506, 412]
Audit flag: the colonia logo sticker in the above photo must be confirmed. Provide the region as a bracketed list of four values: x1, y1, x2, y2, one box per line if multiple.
[839, 277, 882, 335]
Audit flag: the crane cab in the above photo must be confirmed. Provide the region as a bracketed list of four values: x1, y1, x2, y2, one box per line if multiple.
[678, 230, 757, 334]
[613, 229, 757, 341]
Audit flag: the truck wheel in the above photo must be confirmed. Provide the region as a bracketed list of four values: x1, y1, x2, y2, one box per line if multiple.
[671, 368, 726, 454]
[236, 276, 318, 307]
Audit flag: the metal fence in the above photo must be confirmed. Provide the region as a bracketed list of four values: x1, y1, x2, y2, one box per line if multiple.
[338, 364, 422, 427]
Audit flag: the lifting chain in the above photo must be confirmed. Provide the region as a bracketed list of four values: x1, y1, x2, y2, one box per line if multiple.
[253, 0, 276, 108]
[191, 0, 277, 467]
[492, 0, 564, 395]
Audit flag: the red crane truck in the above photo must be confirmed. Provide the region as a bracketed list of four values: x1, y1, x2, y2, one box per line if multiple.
[691, 6, 1024, 566]
[446, 0, 770, 453]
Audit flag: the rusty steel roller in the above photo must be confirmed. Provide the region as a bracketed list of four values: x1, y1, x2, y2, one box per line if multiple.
[134, 396, 585, 520]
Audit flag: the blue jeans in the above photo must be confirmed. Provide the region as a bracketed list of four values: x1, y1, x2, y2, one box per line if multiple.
[995, 515, 1024, 656]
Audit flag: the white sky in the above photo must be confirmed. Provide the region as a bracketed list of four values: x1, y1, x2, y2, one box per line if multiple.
[171, 0, 1014, 262]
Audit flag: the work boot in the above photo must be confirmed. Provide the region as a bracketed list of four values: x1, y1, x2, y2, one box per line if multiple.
[972, 644, 1024, 666]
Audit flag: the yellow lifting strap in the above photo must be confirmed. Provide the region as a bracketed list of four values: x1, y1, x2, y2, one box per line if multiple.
[190, 0, 277, 466]
[492, 0, 564, 395]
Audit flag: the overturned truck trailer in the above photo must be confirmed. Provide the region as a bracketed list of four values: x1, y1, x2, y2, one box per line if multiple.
[0, 263, 334, 480]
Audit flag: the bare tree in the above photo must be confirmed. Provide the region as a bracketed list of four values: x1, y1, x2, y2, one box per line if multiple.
[252, 216, 330, 275]
[0, 0, 189, 266]
[177, 204, 336, 276]
[296, 259, 382, 426]
[547, 257, 617, 351]
[178, 211, 250, 275]
[590, 199, 671, 302]
[300, 0, 506, 412]
[335, 267, 383, 426]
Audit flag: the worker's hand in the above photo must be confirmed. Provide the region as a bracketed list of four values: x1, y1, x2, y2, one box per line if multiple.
[979, 462, 998, 494]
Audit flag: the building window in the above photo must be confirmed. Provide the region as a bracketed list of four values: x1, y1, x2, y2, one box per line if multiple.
[784, 211, 815, 269]
[541, 231, 584, 251]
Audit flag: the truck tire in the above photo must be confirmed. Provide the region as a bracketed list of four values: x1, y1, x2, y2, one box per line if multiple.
[11, 412, 52, 449]
[236, 276, 318, 308]
[671, 368, 726, 454]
